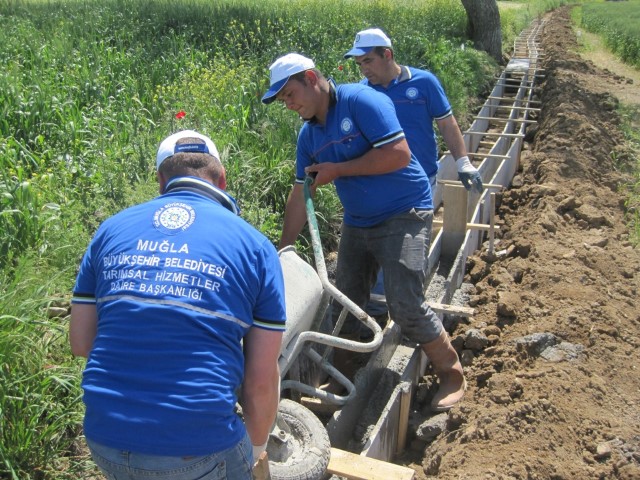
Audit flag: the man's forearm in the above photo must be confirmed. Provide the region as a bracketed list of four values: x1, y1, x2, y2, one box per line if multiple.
[438, 115, 468, 160]
[69, 304, 98, 357]
[334, 139, 410, 177]
[241, 371, 280, 446]
[278, 186, 308, 249]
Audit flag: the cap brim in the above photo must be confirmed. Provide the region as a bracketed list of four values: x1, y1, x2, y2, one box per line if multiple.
[343, 46, 375, 59]
[261, 77, 289, 104]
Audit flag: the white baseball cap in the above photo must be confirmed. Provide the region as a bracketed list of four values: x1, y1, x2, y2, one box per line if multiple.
[344, 28, 392, 58]
[261, 53, 315, 104]
[156, 130, 220, 170]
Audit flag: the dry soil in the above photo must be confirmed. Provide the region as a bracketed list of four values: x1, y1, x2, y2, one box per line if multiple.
[399, 7, 640, 480]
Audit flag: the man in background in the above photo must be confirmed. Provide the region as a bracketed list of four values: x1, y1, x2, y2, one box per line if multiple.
[344, 27, 483, 319]
[70, 130, 286, 479]
[344, 27, 483, 193]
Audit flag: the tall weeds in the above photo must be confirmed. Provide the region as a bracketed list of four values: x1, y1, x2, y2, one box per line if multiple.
[581, 0, 640, 68]
[0, 0, 579, 476]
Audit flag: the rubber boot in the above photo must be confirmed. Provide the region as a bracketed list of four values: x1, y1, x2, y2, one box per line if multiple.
[422, 329, 466, 412]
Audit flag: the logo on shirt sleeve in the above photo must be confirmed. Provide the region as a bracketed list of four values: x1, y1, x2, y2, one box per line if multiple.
[153, 202, 196, 234]
[406, 87, 419, 100]
[340, 118, 354, 134]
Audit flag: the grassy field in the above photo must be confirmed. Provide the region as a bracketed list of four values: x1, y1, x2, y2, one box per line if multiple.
[580, 0, 640, 68]
[620, 103, 640, 242]
[0, 0, 612, 478]
[572, 0, 640, 243]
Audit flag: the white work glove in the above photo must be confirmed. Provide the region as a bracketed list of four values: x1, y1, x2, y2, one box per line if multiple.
[252, 441, 268, 463]
[456, 156, 484, 193]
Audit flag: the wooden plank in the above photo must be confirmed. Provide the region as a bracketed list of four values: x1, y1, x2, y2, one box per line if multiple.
[360, 348, 422, 462]
[429, 302, 475, 317]
[493, 83, 533, 89]
[442, 184, 468, 258]
[474, 116, 537, 124]
[487, 96, 540, 103]
[327, 448, 415, 480]
[464, 131, 525, 138]
[489, 192, 496, 254]
[442, 150, 511, 160]
[492, 105, 541, 112]
[361, 380, 402, 461]
[437, 179, 504, 189]
[368, 295, 475, 317]
[514, 55, 545, 61]
[327, 322, 403, 449]
[433, 220, 500, 232]
[396, 383, 411, 456]
[467, 152, 511, 159]
[252, 451, 271, 480]
[496, 78, 535, 85]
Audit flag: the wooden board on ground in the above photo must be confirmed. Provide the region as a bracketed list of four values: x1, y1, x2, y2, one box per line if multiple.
[252, 451, 271, 480]
[327, 448, 415, 480]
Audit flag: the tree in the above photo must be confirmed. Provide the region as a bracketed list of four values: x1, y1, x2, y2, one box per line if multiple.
[461, 0, 503, 63]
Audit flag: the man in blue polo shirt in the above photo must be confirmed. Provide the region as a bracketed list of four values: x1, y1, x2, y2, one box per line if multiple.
[70, 130, 286, 479]
[345, 27, 483, 335]
[344, 27, 483, 193]
[262, 53, 465, 412]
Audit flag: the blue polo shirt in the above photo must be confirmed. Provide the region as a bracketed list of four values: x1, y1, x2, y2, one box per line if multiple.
[296, 82, 432, 227]
[363, 66, 452, 178]
[72, 176, 287, 456]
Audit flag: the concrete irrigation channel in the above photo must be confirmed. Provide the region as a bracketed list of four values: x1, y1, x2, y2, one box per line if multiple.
[266, 20, 546, 480]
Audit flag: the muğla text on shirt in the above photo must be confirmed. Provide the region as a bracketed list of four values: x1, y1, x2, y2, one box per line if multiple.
[101, 239, 230, 300]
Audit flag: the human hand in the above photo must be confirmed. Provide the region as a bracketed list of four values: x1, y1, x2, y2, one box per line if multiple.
[456, 156, 483, 193]
[252, 441, 268, 465]
[305, 162, 338, 186]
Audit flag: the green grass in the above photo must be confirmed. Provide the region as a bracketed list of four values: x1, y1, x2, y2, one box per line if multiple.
[571, 1, 640, 244]
[0, 0, 623, 477]
[580, 0, 640, 68]
[0, 0, 498, 265]
[0, 253, 94, 479]
[617, 104, 640, 244]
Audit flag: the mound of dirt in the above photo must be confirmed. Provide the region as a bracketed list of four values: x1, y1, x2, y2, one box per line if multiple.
[401, 7, 640, 479]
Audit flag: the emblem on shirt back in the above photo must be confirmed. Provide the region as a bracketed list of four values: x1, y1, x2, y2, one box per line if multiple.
[153, 202, 196, 235]
[341, 118, 353, 134]
[406, 87, 419, 100]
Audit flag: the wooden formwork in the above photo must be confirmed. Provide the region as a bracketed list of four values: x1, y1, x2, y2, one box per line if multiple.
[318, 19, 548, 476]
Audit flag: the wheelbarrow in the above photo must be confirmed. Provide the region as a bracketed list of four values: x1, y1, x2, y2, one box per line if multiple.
[265, 177, 384, 480]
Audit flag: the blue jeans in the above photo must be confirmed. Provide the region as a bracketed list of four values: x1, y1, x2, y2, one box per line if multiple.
[365, 269, 388, 316]
[334, 208, 442, 345]
[86, 433, 253, 480]
[365, 175, 438, 318]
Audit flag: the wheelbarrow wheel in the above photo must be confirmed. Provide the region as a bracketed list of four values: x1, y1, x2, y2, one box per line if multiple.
[267, 399, 331, 480]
